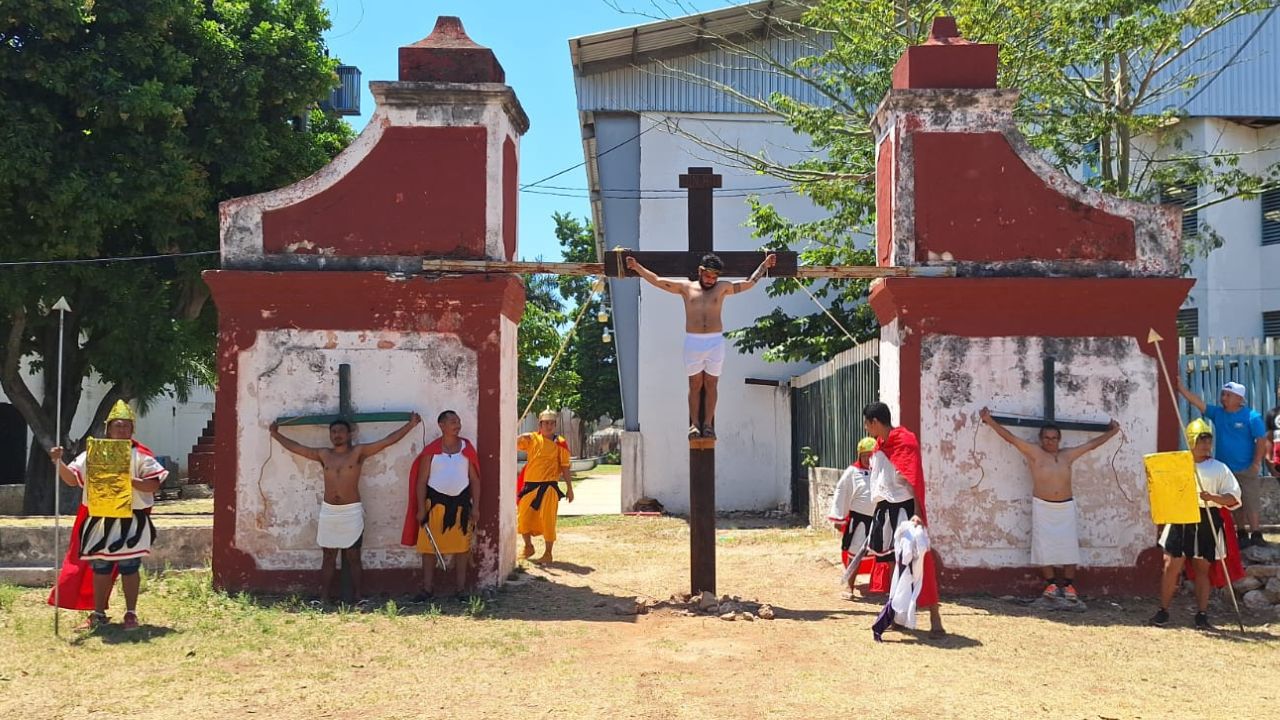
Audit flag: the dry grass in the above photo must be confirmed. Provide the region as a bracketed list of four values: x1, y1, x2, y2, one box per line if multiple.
[1, 515, 1277, 719]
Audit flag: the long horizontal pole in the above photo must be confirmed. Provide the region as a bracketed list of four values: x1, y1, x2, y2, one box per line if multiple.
[421, 258, 955, 278]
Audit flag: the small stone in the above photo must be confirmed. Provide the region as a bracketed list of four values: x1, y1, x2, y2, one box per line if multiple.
[1233, 576, 1263, 593]
[1246, 564, 1279, 578]
[1243, 545, 1280, 564]
[1264, 577, 1280, 603]
[671, 592, 692, 604]
[719, 594, 732, 604]
[719, 612, 736, 621]
[593, 600, 608, 608]
[1242, 589, 1273, 610]
[698, 591, 718, 611]
[741, 612, 755, 622]
[757, 604, 775, 620]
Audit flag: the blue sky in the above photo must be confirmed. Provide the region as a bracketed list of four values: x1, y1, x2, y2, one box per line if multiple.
[321, 0, 727, 262]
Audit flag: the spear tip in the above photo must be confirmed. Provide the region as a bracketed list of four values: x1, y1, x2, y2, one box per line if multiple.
[52, 297, 71, 313]
[1146, 328, 1164, 343]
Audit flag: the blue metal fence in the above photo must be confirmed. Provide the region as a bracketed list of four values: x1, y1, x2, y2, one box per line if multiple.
[1178, 339, 1280, 422]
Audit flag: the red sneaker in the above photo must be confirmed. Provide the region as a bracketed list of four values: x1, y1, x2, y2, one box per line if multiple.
[122, 611, 139, 631]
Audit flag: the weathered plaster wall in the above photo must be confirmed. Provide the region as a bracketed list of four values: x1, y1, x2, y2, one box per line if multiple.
[234, 329, 476, 572]
[920, 335, 1156, 570]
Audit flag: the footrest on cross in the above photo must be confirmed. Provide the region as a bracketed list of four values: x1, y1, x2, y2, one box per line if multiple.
[689, 438, 716, 450]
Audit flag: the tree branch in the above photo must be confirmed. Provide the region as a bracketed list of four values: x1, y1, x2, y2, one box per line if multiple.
[0, 307, 54, 450]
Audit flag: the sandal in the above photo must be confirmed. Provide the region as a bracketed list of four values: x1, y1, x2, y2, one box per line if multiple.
[701, 425, 716, 439]
[688, 424, 702, 440]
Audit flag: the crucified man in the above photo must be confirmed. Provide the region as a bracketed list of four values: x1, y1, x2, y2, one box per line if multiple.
[626, 252, 776, 439]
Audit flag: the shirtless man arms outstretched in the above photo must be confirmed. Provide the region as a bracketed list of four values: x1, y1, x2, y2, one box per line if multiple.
[979, 407, 1119, 600]
[270, 414, 421, 604]
[626, 252, 776, 439]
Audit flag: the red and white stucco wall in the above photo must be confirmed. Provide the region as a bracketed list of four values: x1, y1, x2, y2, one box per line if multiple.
[205, 17, 527, 594]
[871, 19, 1193, 595]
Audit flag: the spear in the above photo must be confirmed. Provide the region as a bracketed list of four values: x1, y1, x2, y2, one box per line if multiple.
[1147, 328, 1245, 632]
[51, 297, 71, 636]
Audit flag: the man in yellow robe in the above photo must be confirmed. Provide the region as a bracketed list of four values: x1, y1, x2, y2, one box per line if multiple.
[516, 410, 574, 562]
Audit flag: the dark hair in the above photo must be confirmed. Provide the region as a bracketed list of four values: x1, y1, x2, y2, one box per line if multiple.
[862, 402, 892, 427]
[700, 253, 724, 272]
[1039, 423, 1061, 439]
[329, 419, 352, 432]
[437, 410, 459, 423]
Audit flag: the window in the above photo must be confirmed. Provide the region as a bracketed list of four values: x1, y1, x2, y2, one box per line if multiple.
[1264, 310, 1280, 339]
[1161, 183, 1198, 241]
[1263, 188, 1280, 247]
[1177, 307, 1199, 354]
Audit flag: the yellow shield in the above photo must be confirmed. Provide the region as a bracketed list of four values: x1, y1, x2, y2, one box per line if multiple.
[86, 438, 133, 518]
[1142, 451, 1201, 525]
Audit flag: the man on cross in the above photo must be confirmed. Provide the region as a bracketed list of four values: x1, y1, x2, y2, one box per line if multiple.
[625, 252, 777, 439]
[270, 414, 421, 605]
[979, 408, 1120, 600]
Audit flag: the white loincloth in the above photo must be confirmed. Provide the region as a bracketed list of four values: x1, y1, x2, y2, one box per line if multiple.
[317, 501, 364, 549]
[888, 521, 930, 629]
[1030, 497, 1081, 566]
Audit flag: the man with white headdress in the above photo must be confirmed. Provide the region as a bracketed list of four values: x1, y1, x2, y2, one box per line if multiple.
[48, 400, 168, 631]
[516, 409, 574, 563]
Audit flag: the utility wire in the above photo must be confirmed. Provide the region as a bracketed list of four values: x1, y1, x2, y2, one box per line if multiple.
[0, 250, 219, 268]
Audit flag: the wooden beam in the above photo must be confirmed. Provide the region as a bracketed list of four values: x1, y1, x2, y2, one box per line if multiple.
[421, 257, 956, 279]
[275, 412, 412, 427]
[988, 415, 1112, 433]
[689, 447, 716, 596]
[602, 250, 797, 279]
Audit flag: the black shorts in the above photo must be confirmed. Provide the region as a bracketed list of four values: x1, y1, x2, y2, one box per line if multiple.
[1159, 508, 1224, 562]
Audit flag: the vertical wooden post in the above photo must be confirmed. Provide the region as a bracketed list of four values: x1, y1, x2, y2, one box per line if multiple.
[679, 167, 722, 596]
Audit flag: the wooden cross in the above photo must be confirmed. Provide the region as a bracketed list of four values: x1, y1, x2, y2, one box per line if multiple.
[274, 363, 412, 427]
[989, 356, 1113, 432]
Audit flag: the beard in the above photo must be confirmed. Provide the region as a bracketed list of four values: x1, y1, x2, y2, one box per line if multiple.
[699, 278, 717, 290]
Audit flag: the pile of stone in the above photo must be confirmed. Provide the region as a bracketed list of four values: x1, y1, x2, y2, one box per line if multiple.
[1231, 543, 1280, 617]
[660, 590, 776, 621]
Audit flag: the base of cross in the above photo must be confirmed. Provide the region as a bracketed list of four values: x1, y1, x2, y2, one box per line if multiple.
[689, 438, 716, 450]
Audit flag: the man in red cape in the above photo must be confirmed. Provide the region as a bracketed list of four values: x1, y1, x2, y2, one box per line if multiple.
[46, 438, 157, 612]
[862, 401, 944, 636]
[401, 435, 481, 548]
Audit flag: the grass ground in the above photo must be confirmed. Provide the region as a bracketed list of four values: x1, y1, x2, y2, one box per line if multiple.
[1, 515, 1277, 719]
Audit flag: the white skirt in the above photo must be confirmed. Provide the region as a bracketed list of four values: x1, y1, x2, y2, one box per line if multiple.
[317, 501, 364, 549]
[1030, 497, 1081, 566]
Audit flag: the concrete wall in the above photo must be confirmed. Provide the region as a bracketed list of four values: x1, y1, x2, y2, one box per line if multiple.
[921, 336, 1157, 569]
[807, 465, 843, 530]
[233, 329, 475, 572]
[628, 113, 831, 513]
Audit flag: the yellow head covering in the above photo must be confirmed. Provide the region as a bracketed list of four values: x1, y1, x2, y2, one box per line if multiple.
[105, 400, 136, 425]
[1185, 417, 1213, 449]
[856, 436, 877, 454]
[538, 409, 558, 422]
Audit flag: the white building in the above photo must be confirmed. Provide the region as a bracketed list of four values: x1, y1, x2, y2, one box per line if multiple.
[570, 2, 1280, 512]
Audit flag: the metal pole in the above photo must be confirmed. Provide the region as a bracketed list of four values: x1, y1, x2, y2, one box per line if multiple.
[52, 297, 70, 635]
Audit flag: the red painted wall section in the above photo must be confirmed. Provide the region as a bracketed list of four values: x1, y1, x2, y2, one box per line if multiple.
[503, 137, 517, 261]
[262, 126, 488, 258]
[912, 132, 1136, 263]
[203, 270, 524, 593]
[875, 135, 894, 266]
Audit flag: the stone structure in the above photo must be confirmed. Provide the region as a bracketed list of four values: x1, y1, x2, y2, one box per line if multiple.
[205, 17, 527, 594]
[870, 19, 1193, 595]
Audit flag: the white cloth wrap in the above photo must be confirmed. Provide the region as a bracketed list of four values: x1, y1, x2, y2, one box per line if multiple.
[317, 501, 364, 549]
[1030, 497, 1081, 566]
[888, 522, 930, 630]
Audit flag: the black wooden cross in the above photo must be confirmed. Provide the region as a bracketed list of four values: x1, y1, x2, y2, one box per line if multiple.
[989, 356, 1113, 432]
[274, 363, 412, 427]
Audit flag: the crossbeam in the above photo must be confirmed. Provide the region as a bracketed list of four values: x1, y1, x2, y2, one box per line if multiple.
[989, 356, 1112, 433]
[420, 257, 956, 279]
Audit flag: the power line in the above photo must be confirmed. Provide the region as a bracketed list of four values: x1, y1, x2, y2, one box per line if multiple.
[519, 123, 658, 191]
[0, 250, 219, 268]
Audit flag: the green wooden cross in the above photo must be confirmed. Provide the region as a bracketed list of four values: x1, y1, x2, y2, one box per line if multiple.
[274, 363, 412, 427]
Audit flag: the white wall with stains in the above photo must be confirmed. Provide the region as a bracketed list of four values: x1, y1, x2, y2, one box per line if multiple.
[920, 335, 1156, 569]
[232, 329, 477, 572]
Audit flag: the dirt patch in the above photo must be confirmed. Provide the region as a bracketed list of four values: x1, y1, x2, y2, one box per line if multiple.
[0, 516, 1277, 719]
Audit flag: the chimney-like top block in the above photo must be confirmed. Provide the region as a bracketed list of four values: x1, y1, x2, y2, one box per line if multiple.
[399, 16, 505, 83]
[891, 16, 997, 90]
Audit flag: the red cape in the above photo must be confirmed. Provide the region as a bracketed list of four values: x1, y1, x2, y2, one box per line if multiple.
[48, 440, 154, 610]
[402, 437, 480, 546]
[1184, 507, 1246, 588]
[868, 427, 939, 607]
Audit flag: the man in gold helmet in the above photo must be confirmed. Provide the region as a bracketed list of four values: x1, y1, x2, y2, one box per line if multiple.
[516, 409, 574, 562]
[828, 436, 878, 599]
[48, 400, 168, 631]
[1150, 421, 1241, 630]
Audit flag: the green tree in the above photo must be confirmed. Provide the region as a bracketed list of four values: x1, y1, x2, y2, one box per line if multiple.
[0, 0, 352, 512]
[517, 272, 580, 420]
[658, 0, 1280, 362]
[553, 213, 622, 428]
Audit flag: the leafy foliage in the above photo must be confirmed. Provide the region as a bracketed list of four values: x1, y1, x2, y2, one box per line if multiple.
[0, 1, 352, 509]
[679, 0, 1280, 362]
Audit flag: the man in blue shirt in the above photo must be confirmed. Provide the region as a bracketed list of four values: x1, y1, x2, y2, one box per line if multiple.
[1178, 380, 1269, 547]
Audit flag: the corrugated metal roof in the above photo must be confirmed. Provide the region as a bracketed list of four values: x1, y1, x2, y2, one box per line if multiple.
[1152, 7, 1280, 119]
[575, 32, 831, 113]
[570, 0, 810, 74]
